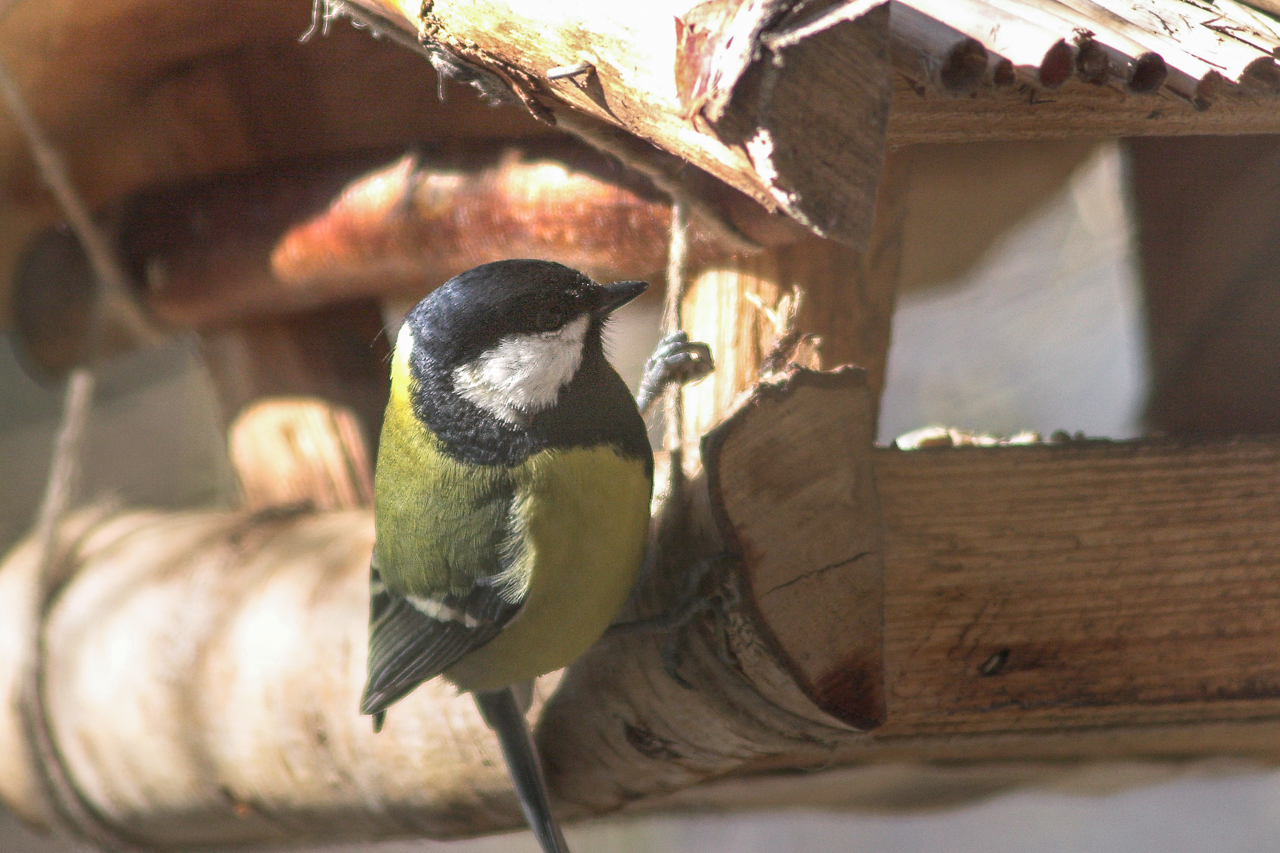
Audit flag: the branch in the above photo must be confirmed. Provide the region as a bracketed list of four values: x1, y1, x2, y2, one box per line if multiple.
[0, 368, 881, 846]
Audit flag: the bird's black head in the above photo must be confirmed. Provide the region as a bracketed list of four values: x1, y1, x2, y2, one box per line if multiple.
[404, 259, 646, 369]
[394, 261, 649, 452]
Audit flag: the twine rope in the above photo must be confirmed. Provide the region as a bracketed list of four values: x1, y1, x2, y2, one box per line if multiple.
[0, 26, 150, 852]
[662, 201, 689, 497]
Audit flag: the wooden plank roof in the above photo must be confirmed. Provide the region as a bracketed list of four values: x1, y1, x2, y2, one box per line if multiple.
[3, 0, 1280, 320]
[893, 0, 1280, 107]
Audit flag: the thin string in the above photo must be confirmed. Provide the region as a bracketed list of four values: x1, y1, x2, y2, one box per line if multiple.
[19, 370, 140, 853]
[30, 371, 93, 581]
[0, 51, 156, 348]
[663, 202, 689, 498]
[0, 23, 150, 851]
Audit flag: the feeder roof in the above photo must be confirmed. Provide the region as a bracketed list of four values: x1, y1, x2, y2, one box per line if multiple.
[3, 0, 1280, 324]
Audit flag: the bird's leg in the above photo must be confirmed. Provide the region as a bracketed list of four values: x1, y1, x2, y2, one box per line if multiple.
[473, 687, 570, 853]
[604, 552, 741, 686]
[634, 331, 714, 417]
[604, 552, 735, 638]
[622, 331, 719, 682]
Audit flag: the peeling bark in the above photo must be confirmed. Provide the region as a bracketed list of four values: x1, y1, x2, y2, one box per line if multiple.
[343, 0, 893, 248]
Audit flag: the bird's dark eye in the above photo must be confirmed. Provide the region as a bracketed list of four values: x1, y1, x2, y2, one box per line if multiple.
[535, 307, 566, 331]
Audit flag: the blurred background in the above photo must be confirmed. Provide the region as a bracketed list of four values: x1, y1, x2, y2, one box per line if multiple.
[6, 138, 1274, 852]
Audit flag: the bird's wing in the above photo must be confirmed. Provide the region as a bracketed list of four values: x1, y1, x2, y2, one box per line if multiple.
[362, 439, 528, 725]
[361, 559, 523, 724]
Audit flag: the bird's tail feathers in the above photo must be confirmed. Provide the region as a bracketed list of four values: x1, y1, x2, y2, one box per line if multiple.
[474, 687, 570, 853]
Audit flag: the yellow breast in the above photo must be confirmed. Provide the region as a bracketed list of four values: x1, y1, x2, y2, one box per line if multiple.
[444, 445, 652, 691]
[381, 321, 653, 690]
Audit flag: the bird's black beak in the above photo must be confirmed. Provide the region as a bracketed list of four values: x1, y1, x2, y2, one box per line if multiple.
[595, 280, 648, 316]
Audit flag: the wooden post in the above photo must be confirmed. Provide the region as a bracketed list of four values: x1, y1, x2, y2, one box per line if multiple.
[1129, 135, 1280, 436]
[678, 151, 910, 455]
[198, 300, 391, 452]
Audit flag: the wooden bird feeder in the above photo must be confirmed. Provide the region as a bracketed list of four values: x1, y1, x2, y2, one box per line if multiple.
[5, 0, 1280, 848]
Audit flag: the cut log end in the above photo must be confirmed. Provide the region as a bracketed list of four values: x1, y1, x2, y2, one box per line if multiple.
[704, 368, 885, 730]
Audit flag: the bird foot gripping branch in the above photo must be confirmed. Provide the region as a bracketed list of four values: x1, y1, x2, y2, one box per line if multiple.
[635, 331, 714, 418]
[604, 550, 741, 689]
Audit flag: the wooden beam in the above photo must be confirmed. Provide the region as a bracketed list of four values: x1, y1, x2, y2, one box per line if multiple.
[9, 0, 1280, 332]
[118, 143, 717, 329]
[10, 143, 760, 381]
[11, 140, 788, 365]
[9, 374, 1280, 845]
[889, 76, 1280, 142]
[337, 1, 1280, 170]
[540, 431, 1280, 812]
[875, 435, 1280, 738]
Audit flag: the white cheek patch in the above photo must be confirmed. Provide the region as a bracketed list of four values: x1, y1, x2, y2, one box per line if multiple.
[452, 315, 589, 423]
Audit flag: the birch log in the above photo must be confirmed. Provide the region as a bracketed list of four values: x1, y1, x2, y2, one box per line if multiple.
[0, 367, 883, 848]
[678, 151, 909, 453]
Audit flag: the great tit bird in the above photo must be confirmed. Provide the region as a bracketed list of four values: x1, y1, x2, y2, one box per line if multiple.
[361, 259, 664, 853]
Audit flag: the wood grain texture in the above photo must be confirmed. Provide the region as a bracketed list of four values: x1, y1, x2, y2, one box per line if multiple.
[876, 437, 1280, 737]
[9, 0, 1280, 335]
[531, 369, 884, 812]
[546, 433, 1280, 802]
[888, 75, 1280, 142]
[349, 0, 893, 247]
[706, 369, 885, 728]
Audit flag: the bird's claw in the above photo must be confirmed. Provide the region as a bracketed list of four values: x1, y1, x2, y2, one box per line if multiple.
[604, 552, 742, 689]
[635, 331, 714, 416]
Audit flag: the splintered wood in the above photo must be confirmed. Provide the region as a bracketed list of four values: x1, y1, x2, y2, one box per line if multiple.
[346, 0, 893, 247]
